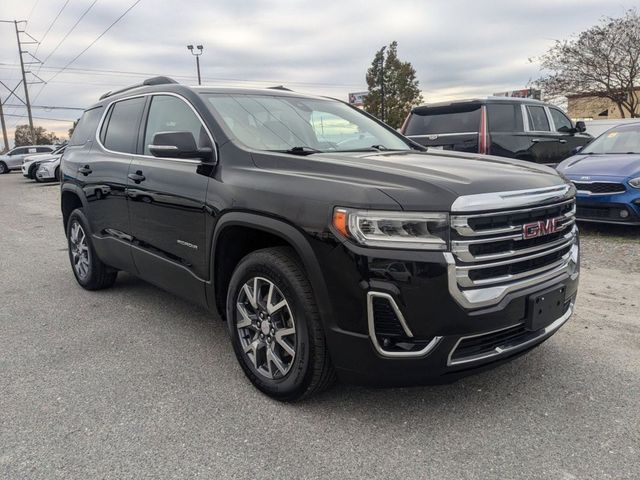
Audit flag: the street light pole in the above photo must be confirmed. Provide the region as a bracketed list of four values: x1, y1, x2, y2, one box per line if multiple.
[187, 44, 204, 85]
[379, 45, 386, 123]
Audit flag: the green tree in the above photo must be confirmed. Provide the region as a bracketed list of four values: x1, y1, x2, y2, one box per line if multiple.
[68, 119, 79, 139]
[14, 124, 59, 146]
[533, 9, 640, 117]
[363, 41, 424, 128]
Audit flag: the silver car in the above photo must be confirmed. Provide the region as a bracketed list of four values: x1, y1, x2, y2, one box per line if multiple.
[0, 145, 55, 174]
[22, 145, 66, 180]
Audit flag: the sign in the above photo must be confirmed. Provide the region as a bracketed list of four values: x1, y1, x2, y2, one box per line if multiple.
[493, 88, 542, 100]
[348, 91, 368, 107]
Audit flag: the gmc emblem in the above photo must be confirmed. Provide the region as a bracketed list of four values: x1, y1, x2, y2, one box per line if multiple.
[522, 218, 561, 239]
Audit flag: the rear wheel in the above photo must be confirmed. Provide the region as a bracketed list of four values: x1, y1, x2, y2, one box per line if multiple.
[226, 247, 335, 401]
[66, 209, 117, 290]
[0, 162, 7, 174]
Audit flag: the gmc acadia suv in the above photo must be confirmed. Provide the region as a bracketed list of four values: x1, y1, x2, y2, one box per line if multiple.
[61, 77, 580, 400]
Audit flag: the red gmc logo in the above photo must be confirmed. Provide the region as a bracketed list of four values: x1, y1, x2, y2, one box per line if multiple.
[522, 218, 561, 239]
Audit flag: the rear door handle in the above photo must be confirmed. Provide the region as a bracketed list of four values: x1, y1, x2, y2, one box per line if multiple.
[78, 165, 92, 175]
[558, 139, 567, 144]
[127, 171, 146, 184]
[531, 138, 541, 143]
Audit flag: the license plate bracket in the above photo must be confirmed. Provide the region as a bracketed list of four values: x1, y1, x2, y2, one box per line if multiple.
[526, 285, 566, 331]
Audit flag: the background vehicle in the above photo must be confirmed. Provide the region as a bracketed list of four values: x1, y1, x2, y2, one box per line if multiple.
[557, 122, 640, 225]
[22, 145, 66, 180]
[61, 77, 579, 401]
[583, 118, 640, 138]
[400, 97, 592, 166]
[0, 145, 55, 174]
[35, 155, 63, 182]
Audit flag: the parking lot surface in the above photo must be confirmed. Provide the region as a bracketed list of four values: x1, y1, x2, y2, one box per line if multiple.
[1, 173, 639, 479]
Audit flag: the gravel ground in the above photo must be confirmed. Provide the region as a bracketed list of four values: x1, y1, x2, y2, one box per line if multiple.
[1, 173, 639, 480]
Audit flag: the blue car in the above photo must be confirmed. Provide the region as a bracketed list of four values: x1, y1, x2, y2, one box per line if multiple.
[557, 122, 640, 225]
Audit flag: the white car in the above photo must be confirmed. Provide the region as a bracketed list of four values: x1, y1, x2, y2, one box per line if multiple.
[21, 145, 66, 180]
[35, 155, 63, 182]
[0, 145, 55, 174]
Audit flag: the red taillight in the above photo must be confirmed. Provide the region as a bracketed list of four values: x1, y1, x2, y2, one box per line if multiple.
[478, 106, 489, 154]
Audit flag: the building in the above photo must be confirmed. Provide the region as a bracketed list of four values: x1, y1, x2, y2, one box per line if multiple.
[567, 87, 640, 120]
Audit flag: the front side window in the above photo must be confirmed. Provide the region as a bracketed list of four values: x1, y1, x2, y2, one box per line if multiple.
[143, 95, 211, 155]
[10, 147, 27, 156]
[549, 108, 573, 132]
[582, 125, 640, 154]
[203, 94, 411, 153]
[527, 106, 550, 131]
[102, 97, 146, 153]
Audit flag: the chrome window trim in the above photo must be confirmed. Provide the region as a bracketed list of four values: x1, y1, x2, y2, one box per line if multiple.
[447, 303, 574, 366]
[95, 91, 216, 165]
[407, 132, 478, 138]
[450, 184, 574, 213]
[523, 104, 552, 133]
[366, 291, 442, 358]
[444, 242, 579, 309]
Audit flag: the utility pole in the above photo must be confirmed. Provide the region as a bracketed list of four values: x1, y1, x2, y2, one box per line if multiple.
[187, 44, 204, 85]
[380, 45, 386, 123]
[0, 93, 8, 153]
[15, 20, 35, 143]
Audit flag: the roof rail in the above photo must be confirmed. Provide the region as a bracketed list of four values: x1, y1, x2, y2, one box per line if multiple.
[99, 76, 178, 101]
[267, 85, 292, 91]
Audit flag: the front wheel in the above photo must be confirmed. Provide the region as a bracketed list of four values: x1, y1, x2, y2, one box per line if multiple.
[226, 247, 335, 401]
[66, 209, 117, 290]
[0, 162, 7, 174]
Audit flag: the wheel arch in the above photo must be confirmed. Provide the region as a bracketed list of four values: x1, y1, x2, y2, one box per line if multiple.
[61, 184, 88, 232]
[209, 212, 333, 325]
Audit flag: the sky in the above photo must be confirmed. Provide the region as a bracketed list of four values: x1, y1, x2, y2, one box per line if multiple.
[0, 0, 636, 148]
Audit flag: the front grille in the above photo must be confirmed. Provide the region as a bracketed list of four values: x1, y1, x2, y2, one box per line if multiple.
[450, 199, 578, 294]
[451, 324, 528, 362]
[572, 181, 626, 194]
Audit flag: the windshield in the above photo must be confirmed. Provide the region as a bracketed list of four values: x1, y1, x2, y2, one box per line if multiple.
[582, 124, 640, 154]
[202, 93, 411, 153]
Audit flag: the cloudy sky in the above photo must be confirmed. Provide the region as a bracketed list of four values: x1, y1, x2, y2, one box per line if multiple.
[0, 0, 636, 147]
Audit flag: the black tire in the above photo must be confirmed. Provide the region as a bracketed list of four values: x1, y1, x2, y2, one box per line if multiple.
[0, 162, 7, 174]
[28, 164, 38, 180]
[226, 247, 335, 401]
[66, 208, 118, 290]
[54, 166, 60, 182]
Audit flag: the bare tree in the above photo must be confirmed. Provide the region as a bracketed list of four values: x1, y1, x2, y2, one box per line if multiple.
[533, 9, 640, 117]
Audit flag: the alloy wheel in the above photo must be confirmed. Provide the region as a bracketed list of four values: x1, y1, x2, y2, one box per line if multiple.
[69, 221, 90, 280]
[236, 276, 296, 379]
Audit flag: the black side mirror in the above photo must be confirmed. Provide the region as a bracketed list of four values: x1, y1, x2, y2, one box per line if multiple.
[149, 131, 214, 162]
[575, 121, 587, 133]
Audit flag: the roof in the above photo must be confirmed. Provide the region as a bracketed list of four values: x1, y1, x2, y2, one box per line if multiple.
[415, 96, 545, 110]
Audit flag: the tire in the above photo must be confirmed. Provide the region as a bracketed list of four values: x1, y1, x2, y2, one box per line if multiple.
[0, 162, 7, 174]
[28, 164, 38, 179]
[66, 208, 118, 290]
[54, 166, 60, 182]
[226, 247, 335, 401]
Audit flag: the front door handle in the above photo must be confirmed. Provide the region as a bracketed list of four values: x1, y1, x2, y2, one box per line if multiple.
[127, 171, 146, 184]
[531, 138, 542, 143]
[558, 139, 568, 144]
[78, 165, 92, 175]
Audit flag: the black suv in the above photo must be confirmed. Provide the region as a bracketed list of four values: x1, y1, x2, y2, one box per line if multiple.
[400, 97, 592, 166]
[61, 77, 580, 400]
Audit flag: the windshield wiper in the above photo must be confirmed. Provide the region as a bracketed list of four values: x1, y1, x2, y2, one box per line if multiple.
[275, 146, 322, 156]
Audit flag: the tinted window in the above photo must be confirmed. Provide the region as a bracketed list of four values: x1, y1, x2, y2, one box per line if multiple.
[549, 108, 573, 132]
[144, 95, 211, 155]
[69, 107, 104, 146]
[405, 105, 481, 136]
[102, 97, 146, 153]
[487, 104, 523, 132]
[526, 106, 550, 131]
[36, 147, 52, 153]
[10, 147, 27, 155]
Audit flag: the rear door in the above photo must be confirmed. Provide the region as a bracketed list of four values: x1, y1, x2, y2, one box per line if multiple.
[126, 93, 213, 300]
[486, 102, 528, 159]
[523, 104, 559, 165]
[404, 103, 481, 152]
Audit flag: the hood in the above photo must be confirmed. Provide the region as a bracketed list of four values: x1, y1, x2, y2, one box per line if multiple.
[557, 154, 640, 179]
[252, 149, 567, 211]
[24, 153, 57, 163]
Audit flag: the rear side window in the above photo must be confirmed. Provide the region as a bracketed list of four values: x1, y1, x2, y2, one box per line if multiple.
[487, 104, 523, 132]
[549, 108, 573, 132]
[405, 104, 481, 136]
[102, 97, 146, 153]
[35, 147, 51, 153]
[69, 107, 103, 146]
[526, 106, 550, 131]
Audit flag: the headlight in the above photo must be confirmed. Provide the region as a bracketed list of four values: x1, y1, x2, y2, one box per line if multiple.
[332, 208, 449, 250]
[629, 177, 640, 189]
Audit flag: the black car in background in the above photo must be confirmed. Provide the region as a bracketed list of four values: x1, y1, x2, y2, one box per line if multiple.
[400, 97, 592, 166]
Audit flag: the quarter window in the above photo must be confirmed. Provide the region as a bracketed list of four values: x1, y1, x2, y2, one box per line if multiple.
[70, 106, 103, 146]
[143, 95, 211, 155]
[526, 106, 550, 131]
[102, 97, 146, 153]
[549, 108, 573, 132]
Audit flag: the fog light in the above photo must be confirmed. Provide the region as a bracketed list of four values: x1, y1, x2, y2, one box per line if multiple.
[619, 209, 630, 218]
[634, 199, 640, 206]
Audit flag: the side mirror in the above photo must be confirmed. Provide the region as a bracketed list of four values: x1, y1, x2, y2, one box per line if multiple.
[148, 131, 213, 162]
[575, 121, 587, 133]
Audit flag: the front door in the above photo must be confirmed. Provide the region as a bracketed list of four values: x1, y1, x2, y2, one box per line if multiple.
[127, 94, 213, 300]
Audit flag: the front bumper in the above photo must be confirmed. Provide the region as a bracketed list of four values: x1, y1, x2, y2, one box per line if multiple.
[36, 164, 56, 180]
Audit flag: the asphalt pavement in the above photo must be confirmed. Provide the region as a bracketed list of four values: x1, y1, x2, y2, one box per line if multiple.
[1, 172, 638, 479]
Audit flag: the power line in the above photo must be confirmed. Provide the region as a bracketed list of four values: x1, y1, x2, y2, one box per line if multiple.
[4, 113, 75, 123]
[3, 104, 85, 111]
[33, 0, 71, 58]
